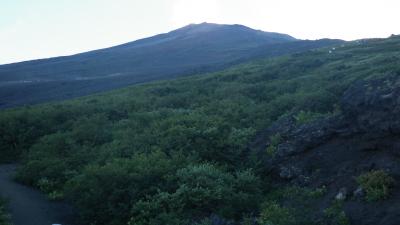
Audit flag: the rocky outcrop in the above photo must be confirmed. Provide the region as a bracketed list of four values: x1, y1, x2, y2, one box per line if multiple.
[341, 74, 400, 136]
[251, 75, 400, 225]
[255, 74, 400, 170]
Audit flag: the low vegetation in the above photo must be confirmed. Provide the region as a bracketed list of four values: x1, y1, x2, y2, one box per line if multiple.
[258, 201, 296, 225]
[356, 170, 395, 201]
[1, 36, 400, 224]
[258, 186, 329, 225]
[266, 133, 282, 156]
[0, 199, 11, 225]
[323, 201, 350, 225]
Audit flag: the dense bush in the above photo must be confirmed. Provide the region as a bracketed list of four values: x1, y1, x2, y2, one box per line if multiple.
[323, 201, 350, 225]
[1, 36, 400, 224]
[65, 151, 185, 225]
[129, 164, 261, 225]
[258, 201, 296, 225]
[356, 170, 395, 201]
[257, 186, 329, 225]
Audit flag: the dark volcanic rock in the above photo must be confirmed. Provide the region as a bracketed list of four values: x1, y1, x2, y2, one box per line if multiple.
[251, 75, 400, 225]
[341, 74, 400, 136]
[258, 75, 400, 167]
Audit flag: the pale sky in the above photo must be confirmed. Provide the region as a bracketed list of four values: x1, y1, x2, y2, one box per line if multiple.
[1, 0, 399, 64]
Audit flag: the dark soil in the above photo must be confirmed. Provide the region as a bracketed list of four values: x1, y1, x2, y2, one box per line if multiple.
[0, 164, 78, 225]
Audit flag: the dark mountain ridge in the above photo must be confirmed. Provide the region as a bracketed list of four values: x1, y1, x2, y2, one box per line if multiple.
[0, 23, 342, 108]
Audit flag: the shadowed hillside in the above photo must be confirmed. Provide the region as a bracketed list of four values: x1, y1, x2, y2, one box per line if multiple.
[0, 23, 342, 108]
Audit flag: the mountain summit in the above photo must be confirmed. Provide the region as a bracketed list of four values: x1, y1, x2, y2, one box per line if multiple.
[0, 23, 342, 108]
[158, 22, 296, 43]
[114, 23, 295, 50]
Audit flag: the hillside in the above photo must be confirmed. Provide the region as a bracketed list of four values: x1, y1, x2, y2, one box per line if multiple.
[0, 23, 342, 108]
[1, 35, 400, 225]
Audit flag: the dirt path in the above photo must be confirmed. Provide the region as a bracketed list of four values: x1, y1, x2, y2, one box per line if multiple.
[0, 164, 78, 225]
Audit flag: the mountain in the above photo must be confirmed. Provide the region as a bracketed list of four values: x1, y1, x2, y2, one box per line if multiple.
[0, 23, 343, 108]
[1, 35, 400, 225]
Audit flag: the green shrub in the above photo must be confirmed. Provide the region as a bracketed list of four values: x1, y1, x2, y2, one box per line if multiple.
[129, 164, 262, 225]
[323, 201, 350, 225]
[47, 190, 64, 201]
[294, 111, 324, 125]
[66, 150, 182, 225]
[259, 186, 327, 225]
[258, 201, 296, 225]
[0, 199, 11, 225]
[356, 170, 395, 201]
[37, 178, 64, 200]
[266, 133, 282, 156]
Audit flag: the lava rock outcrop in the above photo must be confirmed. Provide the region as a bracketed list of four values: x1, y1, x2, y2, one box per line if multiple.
[252, 75, 400, 225]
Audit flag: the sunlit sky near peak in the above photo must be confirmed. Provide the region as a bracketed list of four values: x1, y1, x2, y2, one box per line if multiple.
[1, 0, 400, 64]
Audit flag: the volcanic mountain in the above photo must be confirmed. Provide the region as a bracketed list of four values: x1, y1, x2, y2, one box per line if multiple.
[0, 23, 342, 108]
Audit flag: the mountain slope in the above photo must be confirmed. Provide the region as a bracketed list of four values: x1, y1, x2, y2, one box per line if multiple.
[1, 35, 400, 224]
[0, 23, 342, 108]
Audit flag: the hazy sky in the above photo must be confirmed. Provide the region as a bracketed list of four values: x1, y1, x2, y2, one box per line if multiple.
[1, 0, 399, 64]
